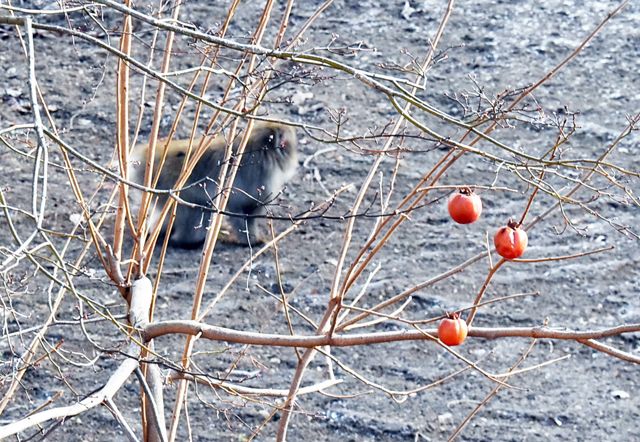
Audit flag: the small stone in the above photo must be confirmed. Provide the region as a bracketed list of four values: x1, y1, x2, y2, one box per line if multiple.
[5, 87, 23, 97]
[69, 213, 83, 225]
[401, 1, 416, 20]
[290, 90, 313, 106]
[611, 390, 630, 400]
[438, 412, 453, 427]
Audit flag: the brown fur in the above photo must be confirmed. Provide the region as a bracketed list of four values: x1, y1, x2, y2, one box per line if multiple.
[129, 122, 297, 248]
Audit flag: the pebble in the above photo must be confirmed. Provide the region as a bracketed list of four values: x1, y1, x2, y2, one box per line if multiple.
[5, 87, 22, 97]
[611, 390, 630, 400]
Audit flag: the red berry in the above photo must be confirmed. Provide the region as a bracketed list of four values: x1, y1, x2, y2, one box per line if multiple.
[438, 315, 468, 346]
[447, 189, 482, 224]
[494, 220, 528, 259]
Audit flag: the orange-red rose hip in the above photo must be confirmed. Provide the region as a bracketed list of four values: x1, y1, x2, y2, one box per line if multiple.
[447, 189, 482, 224]
[494, 220, 528, 259]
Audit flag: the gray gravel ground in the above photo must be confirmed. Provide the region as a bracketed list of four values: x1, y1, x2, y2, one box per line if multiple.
[1, 1, 639, 440]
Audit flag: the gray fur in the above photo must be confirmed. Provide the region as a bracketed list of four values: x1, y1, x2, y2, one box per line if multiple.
[129, 123, 297, 248]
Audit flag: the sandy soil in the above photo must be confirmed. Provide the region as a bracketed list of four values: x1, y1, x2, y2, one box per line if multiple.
[1, 0, 639, 441]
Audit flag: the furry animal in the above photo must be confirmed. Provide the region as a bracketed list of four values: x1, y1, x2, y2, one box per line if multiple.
[129, 122, 298, 248]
